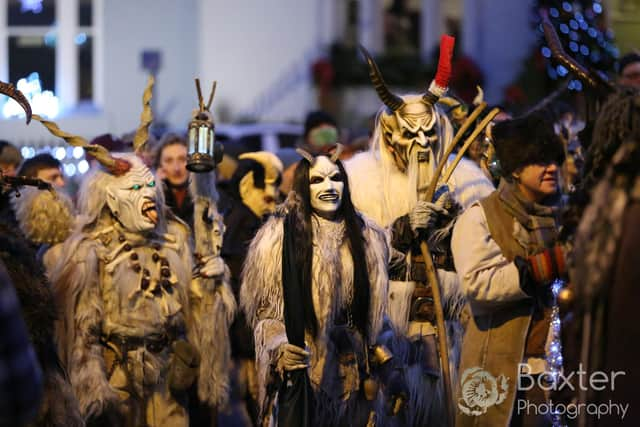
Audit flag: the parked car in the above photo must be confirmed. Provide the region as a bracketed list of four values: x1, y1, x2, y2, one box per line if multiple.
[215, 122, 303, 158]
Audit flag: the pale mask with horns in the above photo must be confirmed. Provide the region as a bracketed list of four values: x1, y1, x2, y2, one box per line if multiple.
[361, 35, 454, 174]
[297, 145, 344, 219]
[105, 159, 159, 232]
[31, 76, 157, 231]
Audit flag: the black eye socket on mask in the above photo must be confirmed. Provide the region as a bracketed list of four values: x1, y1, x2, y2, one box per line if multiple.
[425, 128, 437, 138]
[403, 130, 414, 139]
[310, 176, 323, 184]
[330, 173, 343, 182]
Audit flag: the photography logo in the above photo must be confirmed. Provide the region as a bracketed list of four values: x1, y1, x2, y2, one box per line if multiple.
[458, 367, 509, 416]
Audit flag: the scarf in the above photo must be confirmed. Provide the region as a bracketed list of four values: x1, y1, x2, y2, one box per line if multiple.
[497, 179, 561, 255]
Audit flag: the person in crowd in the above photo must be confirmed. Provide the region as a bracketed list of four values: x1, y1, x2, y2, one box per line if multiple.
[18, 153, 65, 188]
[0, 260, 44, 427]
[155, 133, 193, 228]
[219, 151, 283, 425]
[344, 37, 494, 425]
[453, 110, 568, 426]
[617, 52, 640, 89]
[34, 77, 235, 427]
[0, 140, 22, 177]
[570, 87, 640, 427]
[241, 146, 398, 426]
[280, 110, 339, 195]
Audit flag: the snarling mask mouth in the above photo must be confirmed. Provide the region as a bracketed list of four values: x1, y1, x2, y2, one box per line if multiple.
[380, 99, 440, 172]
[141, 198, 158, 225]
[359, 36, 455, 174]
[318, 190, 340, 202]
[309, 156, 344, 218]
[105, 165, 160, 233]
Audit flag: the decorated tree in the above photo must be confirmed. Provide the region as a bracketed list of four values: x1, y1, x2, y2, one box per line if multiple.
[504, 0, 617, 114]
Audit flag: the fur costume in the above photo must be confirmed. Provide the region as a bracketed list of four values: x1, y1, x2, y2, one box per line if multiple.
[0, 203, 83, 427]
[48, 154, 235, 427]
[345, 37, 495, 425]
[240, 190, 390, 425]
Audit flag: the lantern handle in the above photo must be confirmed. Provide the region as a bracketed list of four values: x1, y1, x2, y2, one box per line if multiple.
[195, 78, 205, 112]
[206, 81, 217, 111]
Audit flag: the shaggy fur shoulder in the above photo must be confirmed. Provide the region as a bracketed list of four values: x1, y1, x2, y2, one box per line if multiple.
[11, 187, 74, 246]
[47, 233, 118, 418]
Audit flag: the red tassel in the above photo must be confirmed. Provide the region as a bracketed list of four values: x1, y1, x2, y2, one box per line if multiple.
[435, 35, 455, 89]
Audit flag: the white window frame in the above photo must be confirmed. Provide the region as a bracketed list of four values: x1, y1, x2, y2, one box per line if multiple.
[0, 0, 103, 115]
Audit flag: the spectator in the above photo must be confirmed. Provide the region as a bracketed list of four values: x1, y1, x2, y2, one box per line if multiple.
[0, 260, 43, 427]
[280, 110, 339, 194]
[18, 153, 65, 188]
[617, 52, 640, 89]
[154, 133, 193, 228]
[0, 140, 22, 177]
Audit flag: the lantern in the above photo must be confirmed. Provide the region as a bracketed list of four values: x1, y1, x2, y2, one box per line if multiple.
[186, 79, 223, 173]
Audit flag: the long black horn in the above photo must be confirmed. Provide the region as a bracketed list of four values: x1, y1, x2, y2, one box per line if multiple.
[359, 44, 404, 111]
[0, 81, 32, 124]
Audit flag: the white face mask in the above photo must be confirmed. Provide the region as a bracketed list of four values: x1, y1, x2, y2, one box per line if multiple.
[309, 156, 343, 218]
[105, 165, 159, 232]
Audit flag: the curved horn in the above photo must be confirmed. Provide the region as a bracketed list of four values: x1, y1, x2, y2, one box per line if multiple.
[295, 148, 316, 165]
[0, 81, 32, 124]
[540, 9, 613, 93]
[32, 114, 131, 175]
[358, 44, 404, 111]
[424, 35, 455, 104]
[132, 75, 155, 153]
[330, 143, 343, 163]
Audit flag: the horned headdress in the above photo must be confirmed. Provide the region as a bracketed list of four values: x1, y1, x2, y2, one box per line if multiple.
[359, 34, 455, 113]
[32, 75, 155, 176]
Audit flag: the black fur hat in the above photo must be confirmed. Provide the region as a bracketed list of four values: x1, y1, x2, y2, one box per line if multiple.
[491, 110, 565, 177]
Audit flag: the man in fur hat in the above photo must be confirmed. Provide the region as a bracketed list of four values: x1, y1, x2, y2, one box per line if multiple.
[452, 110, 567, 426]
[37, 77, 235, 427]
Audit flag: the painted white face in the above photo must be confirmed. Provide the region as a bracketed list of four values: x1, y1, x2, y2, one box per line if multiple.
[309, 156, 343, 218]
[105, 165, 159, 232]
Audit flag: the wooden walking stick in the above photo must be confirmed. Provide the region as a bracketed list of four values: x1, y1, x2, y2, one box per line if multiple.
[416, 103, 498, 427]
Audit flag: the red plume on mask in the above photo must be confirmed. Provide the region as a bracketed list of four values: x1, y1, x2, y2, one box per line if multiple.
[435, 35, 455, 89]
[424, 35, 455, 104]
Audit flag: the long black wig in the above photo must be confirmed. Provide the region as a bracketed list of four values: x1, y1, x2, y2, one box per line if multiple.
[283, 157, 372, 342]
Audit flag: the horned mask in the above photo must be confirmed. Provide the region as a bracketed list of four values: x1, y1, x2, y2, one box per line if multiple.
[361, 35, 455, 173]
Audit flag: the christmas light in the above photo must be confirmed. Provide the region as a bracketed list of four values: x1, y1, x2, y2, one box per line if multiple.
[546, 279, 567, 427]
[20, 0, 43, 14]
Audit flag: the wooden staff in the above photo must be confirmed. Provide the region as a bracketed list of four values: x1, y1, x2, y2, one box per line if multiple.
[417, 104, 498, 426]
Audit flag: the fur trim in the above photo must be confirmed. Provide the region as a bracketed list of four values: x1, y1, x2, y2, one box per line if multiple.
[189, 267, 237, 408]
[48, 236, 119, 417]
[11, 187, 74, 245]
[240, 211, 389, 414]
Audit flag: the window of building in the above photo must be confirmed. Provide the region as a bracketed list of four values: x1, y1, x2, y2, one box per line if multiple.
[2, 0, 99, 119]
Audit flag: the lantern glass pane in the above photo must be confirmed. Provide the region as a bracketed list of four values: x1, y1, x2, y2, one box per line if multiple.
[188, 127, 197, 154]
